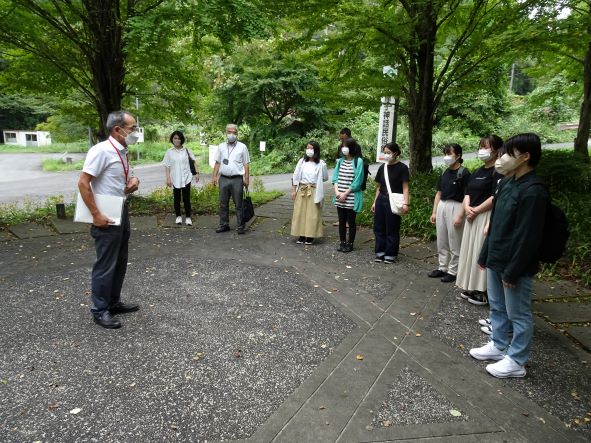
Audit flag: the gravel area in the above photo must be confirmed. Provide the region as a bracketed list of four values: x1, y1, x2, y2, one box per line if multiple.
[0, 255, 356, 442]
[371, 366, 468, 427]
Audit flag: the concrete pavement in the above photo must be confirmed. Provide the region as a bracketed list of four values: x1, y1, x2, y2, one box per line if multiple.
[1, 194, 590, 442]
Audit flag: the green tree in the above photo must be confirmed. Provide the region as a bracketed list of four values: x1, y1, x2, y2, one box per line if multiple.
[277, 0, 534, 173]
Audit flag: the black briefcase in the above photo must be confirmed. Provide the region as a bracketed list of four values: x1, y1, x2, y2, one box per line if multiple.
[242, 189, 255, 222]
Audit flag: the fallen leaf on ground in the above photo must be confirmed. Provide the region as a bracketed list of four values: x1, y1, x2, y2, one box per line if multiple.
[233, 349, 242, 358]
[47, 403, 59, 411]
[69, 408, 81, 415]
[356, 354, 364, 361]
[450, 409, 462, 417]
[521, 412, 529, 417]
[415, 333, 422, 337]
[410, 312, 416, 316]
[538, 417, 546, 424]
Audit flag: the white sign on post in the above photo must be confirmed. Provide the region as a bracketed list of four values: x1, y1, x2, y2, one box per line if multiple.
[376, 96, 396, 163]
[259, 141, 266, 152]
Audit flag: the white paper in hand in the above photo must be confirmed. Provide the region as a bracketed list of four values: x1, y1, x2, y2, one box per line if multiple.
[74, 193, 124, 226]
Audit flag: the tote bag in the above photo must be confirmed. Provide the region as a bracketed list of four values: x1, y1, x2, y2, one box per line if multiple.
[384, 164, 404, 215]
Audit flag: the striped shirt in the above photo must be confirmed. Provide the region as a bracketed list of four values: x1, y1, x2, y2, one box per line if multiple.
[336, 159, 355, 209]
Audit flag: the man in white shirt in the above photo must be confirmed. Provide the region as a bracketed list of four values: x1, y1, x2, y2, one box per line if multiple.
[211, 124, 250, 234]
[78, 110, 141, 329]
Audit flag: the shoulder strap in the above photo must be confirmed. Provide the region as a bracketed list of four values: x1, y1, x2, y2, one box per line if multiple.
[384, 164, 393, 195]
[457, 166, 466, 179]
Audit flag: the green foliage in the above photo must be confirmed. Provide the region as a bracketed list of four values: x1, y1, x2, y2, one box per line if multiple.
[0, 92, 52, 135]
[42, 159, 84, 172]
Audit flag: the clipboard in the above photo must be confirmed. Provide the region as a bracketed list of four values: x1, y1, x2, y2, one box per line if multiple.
[74, 193, 124, 226]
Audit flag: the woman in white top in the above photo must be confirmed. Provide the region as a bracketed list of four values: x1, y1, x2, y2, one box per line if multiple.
[290, 140, 328, 245]
[163, 131, 199, 225]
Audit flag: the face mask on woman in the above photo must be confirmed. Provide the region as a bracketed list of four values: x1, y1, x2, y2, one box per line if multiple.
[305, 148, 315, 158]
[494, 158, 508, 175]
[478, 149, 493, 161]
[443, 155, 456, 166]
[383, 153, 393, 162]
[499, 152, 524, 173]
[341, 147, 350, 156]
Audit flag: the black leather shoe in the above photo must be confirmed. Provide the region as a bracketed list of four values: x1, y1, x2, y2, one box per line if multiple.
[441, 273, 457, 283]
[216, 225, 230, 233]
[93, 312, 121, 329]
[236, 227, 245, 234]
[109, 302, 139, 315]
[428, 269, 446, 278]
[342, 242, 353, 253]
[337, 242, 345, 252]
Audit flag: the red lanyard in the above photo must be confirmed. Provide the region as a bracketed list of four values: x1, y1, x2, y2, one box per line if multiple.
[109, 139, 129, 182]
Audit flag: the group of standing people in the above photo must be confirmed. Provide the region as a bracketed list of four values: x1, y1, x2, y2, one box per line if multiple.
[79, 111, 548, 382]
[427, 133, 548, 379]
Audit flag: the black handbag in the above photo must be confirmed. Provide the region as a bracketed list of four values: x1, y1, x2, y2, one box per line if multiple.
[186, 149, 197, 175]
[242, 188, 255, 223]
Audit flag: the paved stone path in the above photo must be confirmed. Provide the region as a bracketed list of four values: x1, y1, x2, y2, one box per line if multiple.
[1, 194, 590, 442]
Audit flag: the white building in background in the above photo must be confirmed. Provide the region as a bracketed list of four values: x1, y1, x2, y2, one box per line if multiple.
[2, 130, 52, 147]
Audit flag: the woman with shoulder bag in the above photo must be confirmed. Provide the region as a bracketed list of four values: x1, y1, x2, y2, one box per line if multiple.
[163, 130, 199, 225]
[371, 143, 410, 264]
[290, 140, 328, 245]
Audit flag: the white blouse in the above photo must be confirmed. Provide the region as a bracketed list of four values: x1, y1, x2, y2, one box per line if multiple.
[163, 147, 196, 188]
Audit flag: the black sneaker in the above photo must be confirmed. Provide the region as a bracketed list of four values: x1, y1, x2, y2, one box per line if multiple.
[304, 237, 314, 245]
[460, 290, 472, 300]
[374, 256, 384, 263]
[384, 258, 396, 264]
[296, 236, 305, 244]
[468, 292, 488, 306]
[440, 273, 456, 283]
[216, 225, 230, 233]
[428, 269, 446, 278]
[337, 242, 345, 252]
[342, 242, 353, 253]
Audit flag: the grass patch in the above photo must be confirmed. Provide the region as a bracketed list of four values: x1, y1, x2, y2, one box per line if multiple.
[42, 158, 85, 172]
[0, 181, 281, 229]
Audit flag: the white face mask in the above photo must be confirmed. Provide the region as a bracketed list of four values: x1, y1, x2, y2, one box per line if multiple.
[478, 149, 493, 162]
[341, 147, 350, 156]
[494, 158, 508, 175]
[305, 148, 315, 158]
[443, 155, 456, 166]
[499, 152, 523, 173]
[226, 133, 237, 143]
[383, 153, 393, 162]
[122, 127, 139, 146]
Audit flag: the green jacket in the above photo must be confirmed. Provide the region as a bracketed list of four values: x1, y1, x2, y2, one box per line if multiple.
[332, 157, 364, 212]
[478, 171, 549, 284]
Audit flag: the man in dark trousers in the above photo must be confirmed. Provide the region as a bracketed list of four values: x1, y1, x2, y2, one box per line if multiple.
[78, 110, 141, 329]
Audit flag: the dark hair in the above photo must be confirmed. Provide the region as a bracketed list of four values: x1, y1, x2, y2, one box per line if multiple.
[383, 142, 401, 156]
[305, 140, 321, 163]
[480, 134, 503, 151]
[343, 138, 362, 158]
[169, 130, 185, 145]
[339, 127, 351, 137]
[443, 143, 463, 164]
[505, 133, 541, 166]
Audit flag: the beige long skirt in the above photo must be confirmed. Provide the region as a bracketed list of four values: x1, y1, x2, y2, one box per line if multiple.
[290, 184, 323, 238]
[456, 210, 491, 292]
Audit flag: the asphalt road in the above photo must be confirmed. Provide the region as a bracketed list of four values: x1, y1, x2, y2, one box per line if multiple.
[0, 142, 576, 206]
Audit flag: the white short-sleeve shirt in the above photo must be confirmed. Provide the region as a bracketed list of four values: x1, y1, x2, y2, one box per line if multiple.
[82, 136, 129, 198]
[214, 141, 250, 177]
[163, 146, 195, 188]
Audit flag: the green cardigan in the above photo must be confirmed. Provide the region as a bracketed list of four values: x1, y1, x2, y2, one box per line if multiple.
[332, 157, 365, 212]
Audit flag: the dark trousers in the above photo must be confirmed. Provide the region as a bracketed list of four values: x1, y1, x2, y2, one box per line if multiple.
[90, 206, 130, 316]
[373, 193, 401, 259]
[337, 207, 357, 244]
[219, 175, 244, 228]
[173, 183, 191, 217]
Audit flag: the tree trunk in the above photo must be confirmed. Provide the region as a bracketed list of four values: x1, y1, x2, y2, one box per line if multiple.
[86, 1, 126, 140]
[406, 6, 437, 175]
[574, 38, 591, 162]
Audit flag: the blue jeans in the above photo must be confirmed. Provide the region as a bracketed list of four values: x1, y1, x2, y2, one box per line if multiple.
[487, 269, 534, 366]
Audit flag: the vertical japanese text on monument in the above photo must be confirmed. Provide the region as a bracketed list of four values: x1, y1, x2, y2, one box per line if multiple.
[376, 97, 396, 162]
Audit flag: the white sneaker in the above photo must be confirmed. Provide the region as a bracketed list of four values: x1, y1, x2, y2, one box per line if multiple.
[486, 356, 526, 378]
[478, 318, 491, 327]
[185, 217, 192, 226]
[175, 216, 182, 225]
[469, 341, 505, 361]
[480, 325, 492, 335]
